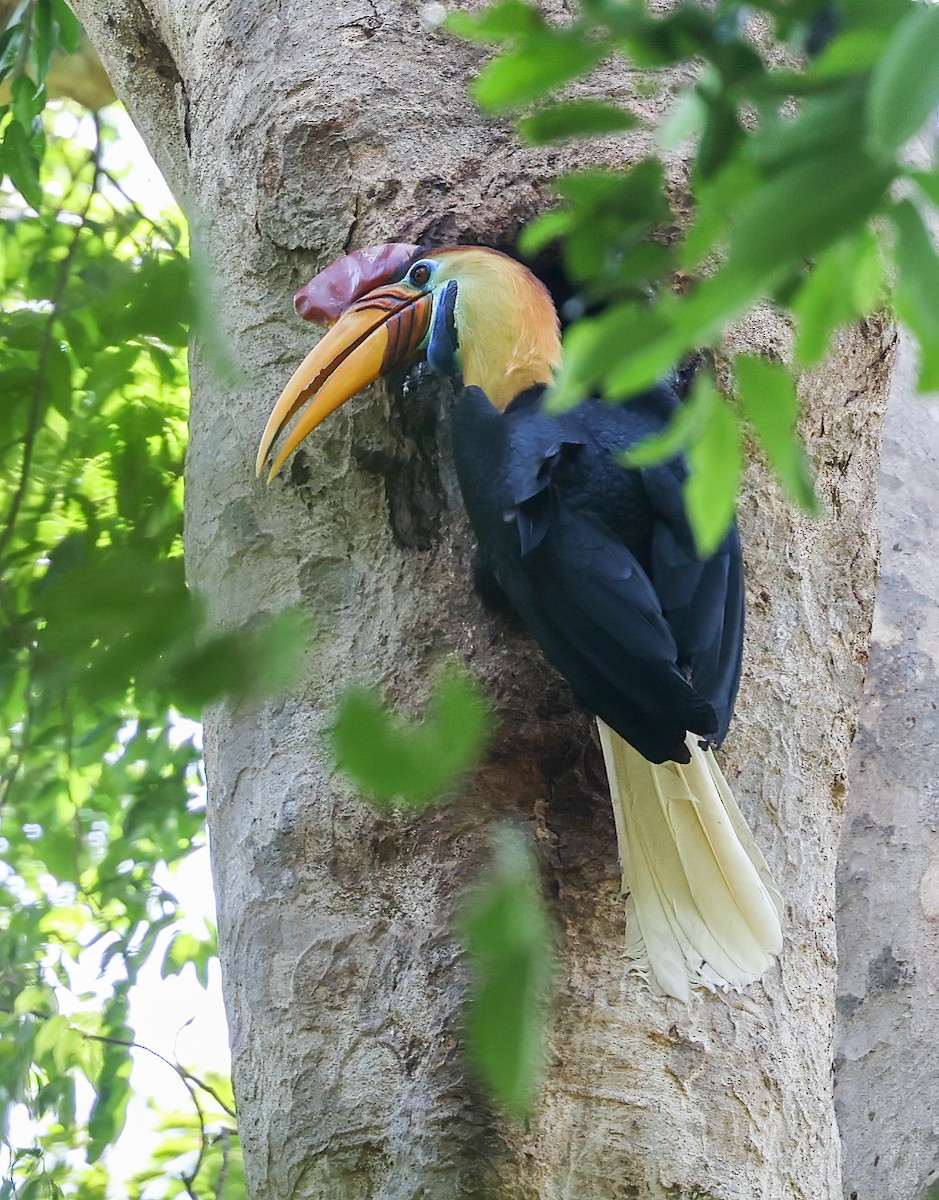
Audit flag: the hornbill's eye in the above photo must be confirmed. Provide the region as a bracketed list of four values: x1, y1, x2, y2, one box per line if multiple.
[408, 262, 432, 287]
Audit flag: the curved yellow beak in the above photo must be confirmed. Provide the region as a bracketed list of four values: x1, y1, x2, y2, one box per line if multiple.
[257, 283, 433, 482]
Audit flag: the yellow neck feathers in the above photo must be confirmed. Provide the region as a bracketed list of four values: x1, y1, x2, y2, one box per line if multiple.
[435, 248, 561, 411]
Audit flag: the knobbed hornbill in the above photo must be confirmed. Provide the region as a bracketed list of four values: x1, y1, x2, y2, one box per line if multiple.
[257, 242, 783, 1001]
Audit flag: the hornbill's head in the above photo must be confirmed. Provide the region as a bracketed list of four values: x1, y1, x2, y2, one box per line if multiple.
[257, 243, 561, 481]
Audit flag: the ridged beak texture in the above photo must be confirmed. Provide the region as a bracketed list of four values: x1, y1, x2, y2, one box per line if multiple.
[256, 281, 432, 482]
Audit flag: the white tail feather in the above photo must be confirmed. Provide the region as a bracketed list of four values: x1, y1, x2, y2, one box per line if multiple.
[597, 720, 783, 1001]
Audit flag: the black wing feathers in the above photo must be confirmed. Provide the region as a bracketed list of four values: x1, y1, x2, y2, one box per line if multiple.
[641, 460, 743, 742]
[517, 499, 719, 762]
[452, 386, 734, 764]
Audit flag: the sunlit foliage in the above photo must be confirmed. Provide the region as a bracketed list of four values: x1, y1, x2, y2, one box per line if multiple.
[0, 3, 242, 1195]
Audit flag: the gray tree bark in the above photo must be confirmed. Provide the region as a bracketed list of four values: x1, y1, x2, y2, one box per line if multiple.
[836, 335, 939, 1200]
[73, 3, 895, 1197]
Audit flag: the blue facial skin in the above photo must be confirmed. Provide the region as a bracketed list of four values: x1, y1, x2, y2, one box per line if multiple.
[426, 279, 459, 376]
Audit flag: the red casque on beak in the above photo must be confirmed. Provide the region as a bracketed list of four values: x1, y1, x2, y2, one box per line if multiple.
[257, 271, 432, 482]
[293, 243, 420, 325]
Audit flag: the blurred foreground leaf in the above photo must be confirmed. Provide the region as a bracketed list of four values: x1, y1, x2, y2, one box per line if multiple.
[892, 199, 939, 393]
[866, 2, 939, 158]
[460, 824, 554, 1118]
[684, 376, 743, 557]
[475, 34, 605, 110]
[734, 355, 818, 512]
[331, 667, 491, 808]
[792, 229, 884, 366]
[619, 369, 714, 468]
[87, 1008, 134, 1163]
[519, 100, 636, 144]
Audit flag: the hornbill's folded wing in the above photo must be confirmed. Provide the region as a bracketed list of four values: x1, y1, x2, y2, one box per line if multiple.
[454, 388, 718, 764]
[640, 459, 744, 744]
[504, 494, 719, 764]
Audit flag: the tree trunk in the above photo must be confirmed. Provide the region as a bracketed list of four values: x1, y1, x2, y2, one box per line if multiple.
[73, 4, 895, 1197]
[835, 334, 939, 1200]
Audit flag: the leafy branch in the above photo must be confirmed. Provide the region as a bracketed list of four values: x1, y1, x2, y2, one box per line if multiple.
[451, 0, 939, 550]
[1, 1005, 238, 1199]
[0, 7, 248, 1197]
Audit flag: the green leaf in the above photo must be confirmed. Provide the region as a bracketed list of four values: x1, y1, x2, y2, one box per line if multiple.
[188, 242, 243, 385]
[35, 543, 193, 701]
[620, 369, 715, 467]
[445, 0, 545, 44]
[33, 1014, 71, 1062]
[547, 161, 670, 290]
[684, 384, 743, 556]
[46, 339, 72, 415]
[161, 929, 215, 988]
[792, 230, 883, 366]
[867, 2, 939, 159]
[517, 207, 572, 256]
[657, 88, 706, 151]
[331, 667, 491, 808]
[519, 99, 636, 144]
[32, 0, 57, 80]
[911, 168, 939, 211]
[849, 225, 886, 314]
[0, 26, 26, 85]
[475, 36, 606, 111]
[169, 607, 314, 713]
[14, 984, 55, 1016]
[11, 74, 45, 127]
[87, 1020, 133, 1162]
[460, 824, 553, 1118]
[834, 0, 910, 35]
[725, 147, 894, 287]
[3, 117, 42, 209]
[556, 161, 668, 219]
[604, 300, 708, 400]
[733, 355, 818, 512]
[547, 301, 666, 410]
[751, 79, 866, 176]
[52, 0, 83, 54]
[892, 198, 939, 392]
[14, 1181, 47, 1200]
[682, 157, 760, 271]
[695, 92, 745, 177]
[805, 29, 886, 80]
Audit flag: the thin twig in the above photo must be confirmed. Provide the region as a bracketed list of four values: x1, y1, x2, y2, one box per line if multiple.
[175, 1067, 237, 1120]
[212, 1128, 232, 1200]
[84, 1032, 224, 1197]
[87, 1032, 237, 1119]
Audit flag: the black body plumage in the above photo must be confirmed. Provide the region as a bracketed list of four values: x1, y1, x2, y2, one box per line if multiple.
[451, 383, 744, 765]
